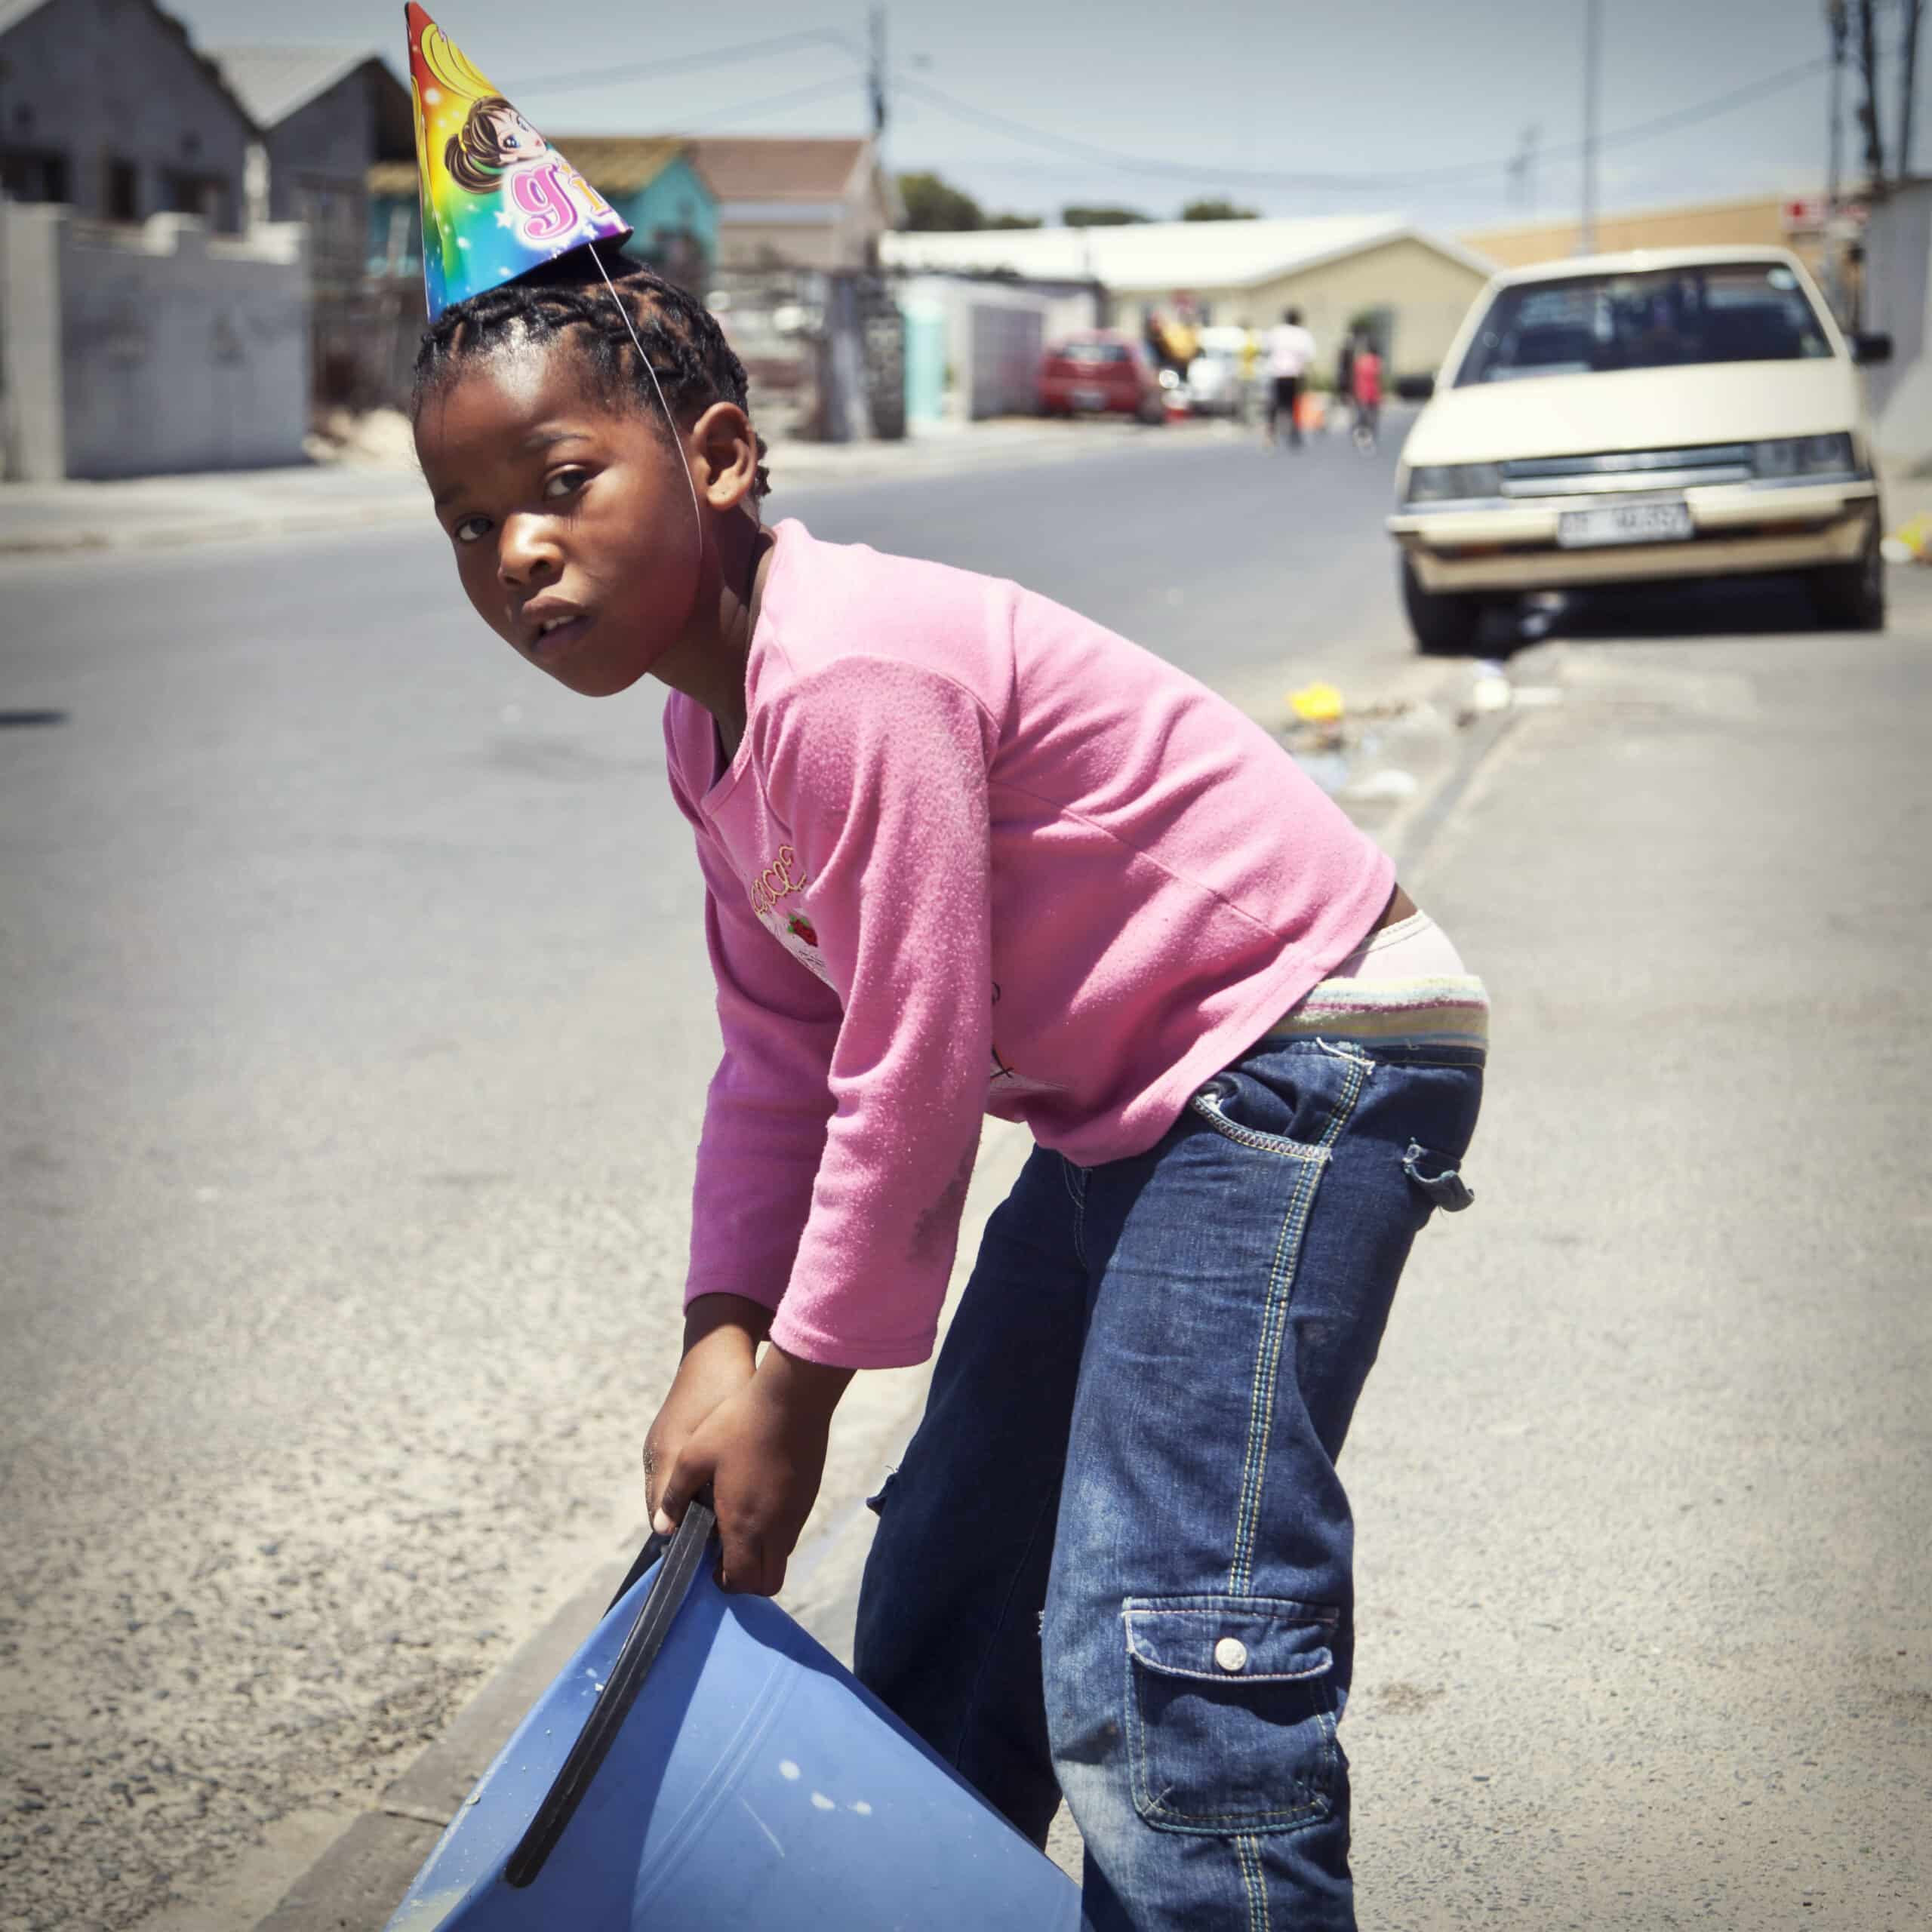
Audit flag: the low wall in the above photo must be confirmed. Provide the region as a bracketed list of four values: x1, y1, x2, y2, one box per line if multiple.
[898, 275, 1101, 421]
[2, 205, 309, 481]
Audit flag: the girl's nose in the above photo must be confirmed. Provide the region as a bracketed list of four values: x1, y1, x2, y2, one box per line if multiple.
[498, 514, 561, 587]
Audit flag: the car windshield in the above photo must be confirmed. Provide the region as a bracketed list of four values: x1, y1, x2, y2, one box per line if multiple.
[1058, 342, 1129, 364]
[1454, 262, 1834, 386]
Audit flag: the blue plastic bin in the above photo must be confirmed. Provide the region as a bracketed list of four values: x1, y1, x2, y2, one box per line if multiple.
[382, 1515, 1080, 1930]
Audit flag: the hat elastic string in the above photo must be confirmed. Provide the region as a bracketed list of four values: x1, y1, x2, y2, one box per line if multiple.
[586, 242, 703, 559]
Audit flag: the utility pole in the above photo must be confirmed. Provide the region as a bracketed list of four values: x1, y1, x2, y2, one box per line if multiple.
[868, 5, 888, 143]
[1855, 0, 1885, 188]
[1579, 0, 1601, 253]
[1827, 1, 1848, 214]
[1901, 0, 1924, 178]
[1508, 124, 1542, 217]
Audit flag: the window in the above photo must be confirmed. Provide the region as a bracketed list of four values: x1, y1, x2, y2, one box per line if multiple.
[107, 158, 140, 222]
[0, 149, 71, 203]
[1456, 261, 1834, 386]
[165, 170, 233, 231]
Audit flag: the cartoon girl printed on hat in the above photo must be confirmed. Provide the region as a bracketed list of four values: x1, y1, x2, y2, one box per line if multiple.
[443, 95, 551, 193]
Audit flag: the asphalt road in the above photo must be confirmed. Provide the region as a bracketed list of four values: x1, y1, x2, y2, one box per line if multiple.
[4, 427, 1926, 1932]
[1, 426, 1420, 1932]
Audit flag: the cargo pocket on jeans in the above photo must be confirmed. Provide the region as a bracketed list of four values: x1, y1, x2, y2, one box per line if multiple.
[1122, 1595, 1340, 1835]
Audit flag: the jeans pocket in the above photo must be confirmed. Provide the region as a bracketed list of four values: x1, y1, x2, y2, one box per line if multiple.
[1122, 1595, 1340, 1835]
[1189, 1078, 1331, 1162]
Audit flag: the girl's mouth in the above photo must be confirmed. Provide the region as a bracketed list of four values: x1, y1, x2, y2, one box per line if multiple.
[528, 613, 593, 659]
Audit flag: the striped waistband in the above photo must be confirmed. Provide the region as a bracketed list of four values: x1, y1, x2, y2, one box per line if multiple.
[1263, 973, 1491, 1049]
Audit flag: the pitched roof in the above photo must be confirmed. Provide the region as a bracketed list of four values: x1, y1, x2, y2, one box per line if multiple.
[684, 137, 870, 203]
[211, 46, 401, 131]
[3, 0, 260, 133]
[883, 214, 1495, 291]
[528, 137, 692, 195]
[367, 137, 692, 201]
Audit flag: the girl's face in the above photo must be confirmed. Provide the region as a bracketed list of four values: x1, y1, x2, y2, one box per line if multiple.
[485, 106, 546, 163]
[414, 342, 702, 697]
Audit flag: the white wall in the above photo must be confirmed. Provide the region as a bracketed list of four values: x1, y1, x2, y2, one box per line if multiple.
[2, 205, 310, 480]
[1863, 181, 1932, 469]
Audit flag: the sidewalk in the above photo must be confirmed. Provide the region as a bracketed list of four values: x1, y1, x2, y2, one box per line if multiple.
[0, 415, 1229, 558]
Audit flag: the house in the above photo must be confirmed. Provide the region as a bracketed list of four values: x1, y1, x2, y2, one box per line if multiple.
[1462, 193, 1823, 278]
[0, 0, 257, 229]
[882, 214, 1495, 383]
[212, 47, 414, 288]
[685, 136, 901, 274]
[0, 0, 309, 479]
[366, 138, 718, 290]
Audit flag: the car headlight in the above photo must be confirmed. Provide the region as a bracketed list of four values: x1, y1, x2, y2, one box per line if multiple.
[1405, 463, 1503, 503]
[1754, 433, 1856, 478]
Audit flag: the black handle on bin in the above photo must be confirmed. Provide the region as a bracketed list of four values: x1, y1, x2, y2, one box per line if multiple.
[504, 1499, 717, 1890]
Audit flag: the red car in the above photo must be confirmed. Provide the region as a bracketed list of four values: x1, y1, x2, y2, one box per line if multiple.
[1038, 331, 1164, 423]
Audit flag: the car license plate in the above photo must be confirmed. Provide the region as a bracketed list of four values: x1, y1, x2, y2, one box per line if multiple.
[1556, 499, 1694, 548]
[1072, 388, 1107, 411]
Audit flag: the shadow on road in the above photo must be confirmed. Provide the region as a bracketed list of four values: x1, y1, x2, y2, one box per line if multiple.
[1481, 572, 1835, 653]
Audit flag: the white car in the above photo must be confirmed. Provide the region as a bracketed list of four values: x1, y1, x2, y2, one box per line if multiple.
[1181, 325, 1257, 419]
[1387, 247, 1890, 651]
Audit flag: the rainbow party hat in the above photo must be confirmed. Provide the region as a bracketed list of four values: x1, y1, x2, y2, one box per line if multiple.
[405, 3, 632, 321]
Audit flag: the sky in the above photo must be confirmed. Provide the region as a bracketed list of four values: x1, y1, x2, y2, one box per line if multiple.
[167, 0, 1920, 236]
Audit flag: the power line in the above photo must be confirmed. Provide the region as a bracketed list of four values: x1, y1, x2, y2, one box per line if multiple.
[893, 56, 1829, 196]
[676, 75, 864, 134]
[518, 28, 861, 99]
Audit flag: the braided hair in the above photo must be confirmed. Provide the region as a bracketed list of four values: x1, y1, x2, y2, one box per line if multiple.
[411, 256, 771, 500]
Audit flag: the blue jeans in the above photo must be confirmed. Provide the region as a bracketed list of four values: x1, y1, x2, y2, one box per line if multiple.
[854, 1032, 1484, 1930]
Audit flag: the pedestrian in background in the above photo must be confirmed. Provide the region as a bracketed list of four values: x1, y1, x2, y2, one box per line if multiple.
[1266, 305, 1317, 449]
[1350, 338, 1383, 452]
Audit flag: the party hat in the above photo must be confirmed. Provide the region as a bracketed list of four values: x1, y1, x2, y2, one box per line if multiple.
[405, 3, 632, 321]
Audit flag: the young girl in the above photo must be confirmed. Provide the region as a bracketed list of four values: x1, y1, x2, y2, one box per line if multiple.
[412, 260, 1485, 1932]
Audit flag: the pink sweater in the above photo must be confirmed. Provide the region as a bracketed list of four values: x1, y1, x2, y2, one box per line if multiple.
[666, 521, 1393, 1367]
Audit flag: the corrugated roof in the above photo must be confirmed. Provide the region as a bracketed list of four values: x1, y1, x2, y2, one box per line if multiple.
[534, 137, 691, 195]
[884, 214, 1494, 291]
[211, 45, 395, 130]
[685, 137, 869, 203]
[368, 137, 690, 200]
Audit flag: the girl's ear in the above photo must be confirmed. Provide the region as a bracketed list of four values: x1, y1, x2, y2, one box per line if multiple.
[689, 401, 758, 512]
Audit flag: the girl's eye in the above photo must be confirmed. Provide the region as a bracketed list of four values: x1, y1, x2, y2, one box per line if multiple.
[454, 515, 491, 544]
[543, 468, 589, 501]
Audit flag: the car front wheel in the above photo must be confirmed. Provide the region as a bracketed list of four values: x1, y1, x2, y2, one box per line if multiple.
[1809, 517, 1886, 631]
[1401, 557, 1484, 654]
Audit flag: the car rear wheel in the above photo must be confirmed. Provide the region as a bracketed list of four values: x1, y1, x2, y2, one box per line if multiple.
[1401, 557, 1484, 654]
[1809, 517, 1886, 632]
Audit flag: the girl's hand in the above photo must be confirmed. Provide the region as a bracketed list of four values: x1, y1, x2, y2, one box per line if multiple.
[653, 1345, 854, 1597]
[642, 1295, 769, 1524]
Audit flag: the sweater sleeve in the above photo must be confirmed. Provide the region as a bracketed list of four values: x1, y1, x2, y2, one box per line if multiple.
[669, 714, 844, 1318]
[756, 657, 998, 1368]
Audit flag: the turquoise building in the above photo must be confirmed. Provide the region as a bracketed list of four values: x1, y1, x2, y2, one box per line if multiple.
[368, 138, 718, 288]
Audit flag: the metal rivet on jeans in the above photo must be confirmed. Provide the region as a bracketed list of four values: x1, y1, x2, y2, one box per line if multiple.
[1214, 1636, 1248, 1673]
